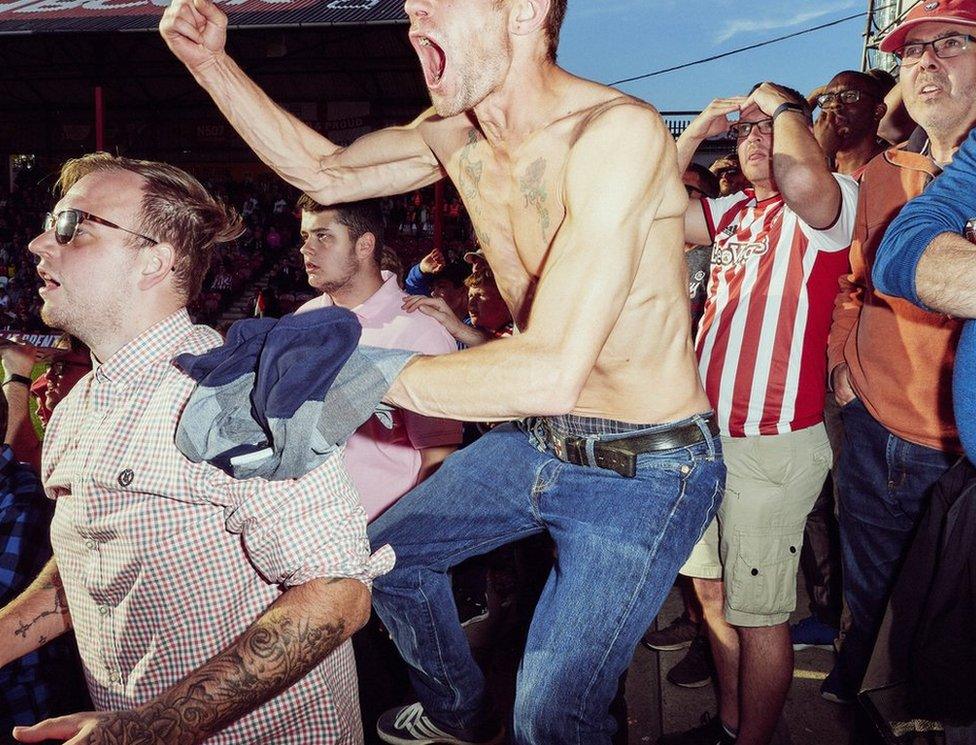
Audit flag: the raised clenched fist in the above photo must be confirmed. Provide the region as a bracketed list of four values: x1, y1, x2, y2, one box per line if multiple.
[160, 0, 229, 75]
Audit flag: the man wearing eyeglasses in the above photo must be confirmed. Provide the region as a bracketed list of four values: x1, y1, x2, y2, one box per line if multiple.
[661, 84, 858, 745]
[824, 0, 976, 709]
[813, 71, 889, 178]
[782, 68, 891, 660]
[0, 153, 392, 744]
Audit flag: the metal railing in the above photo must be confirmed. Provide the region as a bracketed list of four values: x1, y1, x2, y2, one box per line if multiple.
[660, 111, 735, 144]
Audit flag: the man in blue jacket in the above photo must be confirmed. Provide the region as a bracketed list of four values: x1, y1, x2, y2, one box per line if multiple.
[872, 123, 976, 745]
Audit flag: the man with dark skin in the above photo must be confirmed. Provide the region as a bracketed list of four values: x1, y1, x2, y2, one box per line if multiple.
[814, 70, 889, 177]
[160, 0, 725, 742]
[826, 0, 976, 707]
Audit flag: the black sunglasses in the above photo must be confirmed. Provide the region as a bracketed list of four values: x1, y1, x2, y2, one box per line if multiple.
[43, 209, 158, 247]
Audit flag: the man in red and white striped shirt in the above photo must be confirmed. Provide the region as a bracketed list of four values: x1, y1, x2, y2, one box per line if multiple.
[660, 84, 858, 745]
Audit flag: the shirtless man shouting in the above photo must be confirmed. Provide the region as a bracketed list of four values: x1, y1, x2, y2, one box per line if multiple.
[161, 2, 725, 742]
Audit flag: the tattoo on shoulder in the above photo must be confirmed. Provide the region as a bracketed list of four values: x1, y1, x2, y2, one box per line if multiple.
[520, 158, 551, 240]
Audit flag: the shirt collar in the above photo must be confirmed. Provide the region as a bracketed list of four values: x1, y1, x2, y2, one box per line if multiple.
[93, 308, 193, 386]
[741, 188, 782, 208]
[351, 271, 400, 321]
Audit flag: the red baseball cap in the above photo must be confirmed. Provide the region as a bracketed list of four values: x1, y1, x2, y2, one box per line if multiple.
[880, 0, 976, 53]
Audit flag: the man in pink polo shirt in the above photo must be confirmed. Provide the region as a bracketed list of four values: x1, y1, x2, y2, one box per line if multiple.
[296, 194, 462, 734]
[295, 194, 462, 520]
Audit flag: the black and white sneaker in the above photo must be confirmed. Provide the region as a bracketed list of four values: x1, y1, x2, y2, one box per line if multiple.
[376, 703, 505, 745]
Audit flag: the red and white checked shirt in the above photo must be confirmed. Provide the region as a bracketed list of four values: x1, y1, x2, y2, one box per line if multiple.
[696, 174, 858, 437]
[43, 309, 394, 744]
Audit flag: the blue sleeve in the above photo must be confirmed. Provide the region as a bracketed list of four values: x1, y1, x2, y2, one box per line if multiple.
[0, 489, 51, 606]
[873, 127, 976, 308]
[404, 264, 432, 297]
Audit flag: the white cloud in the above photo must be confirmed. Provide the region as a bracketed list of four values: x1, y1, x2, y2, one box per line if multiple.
[714, 0, 860, 43]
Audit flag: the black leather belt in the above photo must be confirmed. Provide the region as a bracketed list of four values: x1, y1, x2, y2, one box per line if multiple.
[542, 417, 719, 478]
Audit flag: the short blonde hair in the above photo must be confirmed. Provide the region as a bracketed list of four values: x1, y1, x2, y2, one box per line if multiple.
[57, 153, 243, 302]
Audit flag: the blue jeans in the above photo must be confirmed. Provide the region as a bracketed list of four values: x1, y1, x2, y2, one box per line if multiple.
[834, 398, 957, 696]
[369, 415, 725, 744]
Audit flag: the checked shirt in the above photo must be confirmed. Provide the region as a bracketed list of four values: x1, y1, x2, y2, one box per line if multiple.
[42, 309, 394, 744]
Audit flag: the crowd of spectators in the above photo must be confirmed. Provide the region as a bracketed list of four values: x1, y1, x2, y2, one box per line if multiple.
[0, 181, 51, 331]
[7, 4, 976, 740]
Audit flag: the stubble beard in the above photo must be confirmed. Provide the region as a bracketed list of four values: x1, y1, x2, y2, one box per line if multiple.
[317, 255, 361, 297]
[41, 294, 121, 353]
[907, 76, 976, 145]
[430, 27, 510, 118]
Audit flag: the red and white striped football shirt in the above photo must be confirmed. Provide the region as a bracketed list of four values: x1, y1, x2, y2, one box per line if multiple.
[696, 174, 858, 437]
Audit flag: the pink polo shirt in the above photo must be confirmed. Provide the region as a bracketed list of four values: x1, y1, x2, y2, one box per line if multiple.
[298, 271, 462, 520]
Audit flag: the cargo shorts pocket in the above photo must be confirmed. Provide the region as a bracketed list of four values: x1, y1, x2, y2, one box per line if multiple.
[727, 523, 805, 617]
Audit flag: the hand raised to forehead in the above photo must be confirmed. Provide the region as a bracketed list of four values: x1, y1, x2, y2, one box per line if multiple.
[684, 97, 749, 142]
[743, 82, 799, 118]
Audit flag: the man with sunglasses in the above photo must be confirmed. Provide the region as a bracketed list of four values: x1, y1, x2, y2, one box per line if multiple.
[824, 0, 976, 709]
[0, 153, 391, 744]
[661, 83, 858, 745]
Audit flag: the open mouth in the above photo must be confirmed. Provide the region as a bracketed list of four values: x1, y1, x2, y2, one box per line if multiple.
[414, 35, 447, 89]
[305, 262, 319, 274]
[919, 84, 943, 96]
[37, 267, 61, 293]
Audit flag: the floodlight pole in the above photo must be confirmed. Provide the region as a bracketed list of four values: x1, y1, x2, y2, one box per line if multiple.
[434, 179, 444, 253]
[94, 86, 104, 151]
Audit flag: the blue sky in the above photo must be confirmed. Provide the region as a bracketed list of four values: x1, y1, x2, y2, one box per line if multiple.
[558, 0, 868, 112]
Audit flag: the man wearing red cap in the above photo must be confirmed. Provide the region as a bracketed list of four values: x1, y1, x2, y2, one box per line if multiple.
[825, 0, 976, 706]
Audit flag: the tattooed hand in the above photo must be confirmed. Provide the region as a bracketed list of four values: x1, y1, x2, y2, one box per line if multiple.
[12, 709, 183, 745]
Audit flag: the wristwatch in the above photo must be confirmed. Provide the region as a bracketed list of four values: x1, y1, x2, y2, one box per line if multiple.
[772, 102, 808, 123]
[2, 374, 31, 387]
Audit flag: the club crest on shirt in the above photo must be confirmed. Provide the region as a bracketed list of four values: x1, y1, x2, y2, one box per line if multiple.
[712, 238, 769, 269]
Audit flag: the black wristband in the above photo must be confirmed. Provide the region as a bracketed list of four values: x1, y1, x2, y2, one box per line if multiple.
[2, 374, 31, 387]
[772, 102, 808, 123]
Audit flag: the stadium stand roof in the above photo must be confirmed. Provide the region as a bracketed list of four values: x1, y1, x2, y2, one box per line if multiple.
[0, 0, 428, 165]
[0, 0, 407, 35]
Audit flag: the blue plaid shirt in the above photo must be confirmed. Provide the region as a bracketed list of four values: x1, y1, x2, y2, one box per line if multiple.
[0, 443, 87, 730]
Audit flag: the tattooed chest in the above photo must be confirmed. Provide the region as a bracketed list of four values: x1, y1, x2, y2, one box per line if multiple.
[450, 129, 563, 274]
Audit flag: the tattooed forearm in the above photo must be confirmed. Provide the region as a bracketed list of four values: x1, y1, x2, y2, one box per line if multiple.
[85, 578, 369, 745]
[14, 570, 70, 640]
[0, 559, 72, 667]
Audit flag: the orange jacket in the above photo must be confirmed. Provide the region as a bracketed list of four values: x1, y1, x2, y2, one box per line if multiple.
[827, 139, 962, 452]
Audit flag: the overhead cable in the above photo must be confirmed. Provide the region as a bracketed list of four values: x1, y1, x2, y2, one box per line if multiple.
[609, 5, 896, 86]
